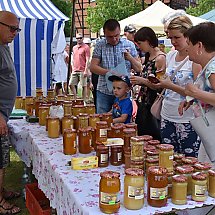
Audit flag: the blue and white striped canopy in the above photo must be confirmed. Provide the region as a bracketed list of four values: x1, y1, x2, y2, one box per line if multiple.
[0, 0, 69, 96]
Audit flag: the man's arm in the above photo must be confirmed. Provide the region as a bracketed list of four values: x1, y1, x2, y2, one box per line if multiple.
[90, 58, 109, 75]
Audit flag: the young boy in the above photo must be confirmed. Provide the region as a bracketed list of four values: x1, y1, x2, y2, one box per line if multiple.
[108, 75, 133, 124]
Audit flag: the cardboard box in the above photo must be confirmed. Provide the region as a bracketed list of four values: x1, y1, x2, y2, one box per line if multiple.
[71, 156, 98, 170]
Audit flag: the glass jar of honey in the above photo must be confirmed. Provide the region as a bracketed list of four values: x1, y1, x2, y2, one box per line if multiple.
[25, 96, 34, 110]
[172, 175, 188, 205]
[124, 168, 144, 210]
[61, 116, 74, 134]
[208, 169, 215, 198]
[110, 146, 123, 166]
[102, 113, 113, 127]
[148, 140, 160, 148]
[35, 100, 43, 117]
[124, 147, 131, 170]
[26, 103, 34, 116]
[47, 89, 55, 101]
[75, 98, 84, 105]
[77, 113, 89, 129]
[96, 121, 108, 143]
[63, 129, 77, 155]
[66, 94, 74, 101]
[99, 171, 120, 214]
[145, 158, 159, 174]
[175, 165, 194, 195]
[130, 136, 144, 161]
[36, 88, 43, 100]
[89, 114, 100, 128]
[96, 145, 109, 167]
[72, 105, 85, 117]
[15, 96, 23, 109]
[47, 117, 60, 138]
[39, 106, 49, 126]
[130, 159, 144, 170]
[63, 101, 72, 116]
[193, 162, 212, 173]
[147, 166, 168, 207]
[123, 128, 136, 149]
[110, 124, 123, 138]
[158, 144, 174, 173]
[182, 157, 198, 166]
[85, 104, 95, 115]
[191, 172, 207, 202]
[78, 127, 92, 154]
[167, 172, 174, 198]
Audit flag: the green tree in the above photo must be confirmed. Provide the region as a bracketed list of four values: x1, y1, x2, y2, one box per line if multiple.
[86, 0, 143, 33]
[186, 0, 215, 17]
[51, 0, 72, 37]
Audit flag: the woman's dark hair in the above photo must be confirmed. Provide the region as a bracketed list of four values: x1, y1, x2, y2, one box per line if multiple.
[134, 27, 158, 48]
[103, 19, 120, 32]
[185, 22, 215, 53]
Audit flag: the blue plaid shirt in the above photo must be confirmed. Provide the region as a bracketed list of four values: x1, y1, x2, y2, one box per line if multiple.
[92, 38, 137, 95]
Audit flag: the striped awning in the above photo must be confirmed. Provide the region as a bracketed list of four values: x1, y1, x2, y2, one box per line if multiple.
[0, 0, 69, 20]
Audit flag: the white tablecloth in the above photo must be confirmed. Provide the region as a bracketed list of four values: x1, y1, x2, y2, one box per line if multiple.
[8, 119, 215, 215]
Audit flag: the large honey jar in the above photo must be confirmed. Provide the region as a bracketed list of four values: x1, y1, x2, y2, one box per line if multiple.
[110, 146, 123, 166]
[147, 166, 168, 207]
[130, 136, 144, 161]
[15, 96, 23, 109]
[176, 165, 194, 195]
[96, 121, 108, 143]
[158, 144, 174, 173]
[89, 114, 100, 128]
[63, 128, 77, 155]
[63, 101, 73, 116]
[102, 113, 113, 127]
[96, 144, 109, 167]
[123, 128, 136, 149]
[85, 104, 95, 115]
[99, 171, 120, 214]
[78, 127, 92, 154]
[208, 169, 215, 198]
[172, 175, 188, 205]
[77, 113, 89, 129]
[39, 106, 49, 126]
[47, 117, 60, 138]
[61, 115, 74, 134]
[191, 172, 207, 202]
[110, 124, 123, 138]
[124, 168, 144, 210]
[72, 105, 85, 117]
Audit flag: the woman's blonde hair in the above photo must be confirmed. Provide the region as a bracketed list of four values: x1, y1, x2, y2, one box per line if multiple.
[167, 15, 193, 34]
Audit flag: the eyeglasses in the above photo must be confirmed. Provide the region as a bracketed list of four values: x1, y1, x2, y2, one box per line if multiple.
[0, 22, 21, 33]
[76, 37, 83, 40]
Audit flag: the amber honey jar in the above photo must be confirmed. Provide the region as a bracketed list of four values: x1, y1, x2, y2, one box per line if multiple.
[96, 144, 109, 167]
[145, 158, 159, 174]
[191, 172, 207, 202]
[182, 157, 198, 166]
[99, 171, 120, 214]
[77, 113, 89, 129]
[89, 114, 100, 128]
[130, 159, 144, 170]
[25, 96, 34, 109]
[57, 94, 65, 101]
[72, 105, 85, 117]
[123, 128, 136, 149]
[110, 146, 123, 166]
[15, 96, 23, 109]
[130, 136, 144, 161]
[63, 101, 73, 116]
[96, 121, 108, 143]
[158, 144, 174, 173]
[102, 113, 113, 127]
[35, 100, 43, 117]
[47, 117, 60, 138]
[85, 104, 95, 115]
[66, 94, 74, 101]
[167, 172, 174, 198]
[39, 106, 49, 126]
[63, 128, 77, 155]
[175, 165, 194, 195]
[75, 98, 84, 105]
[110, 124, 124, 138]
[47, 89, 55, 101]
[147, 166, 168, 207]
[124, 168, 144, 210]
[148, 140, 160, 148]
[61, 116, 74, 134]
[172, 175, 188, 205]
[124, 147, 131, 170]
[208, 169, 215, 198]
[26, 103, 34, 116]
[36, 88, 43, 100]
[78, 127, 92, 154]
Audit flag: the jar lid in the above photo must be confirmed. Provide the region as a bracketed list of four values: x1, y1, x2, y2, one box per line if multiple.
[64, 128, 76, 133]
[144, 145, 156, 152]
[123, 128, 136, 134]
[192, 172, 207, 180]
[78, 113, 89, 117]
[89, 114, 100, 118]
[174, 153, 185, 160]
[158, 144, 174, 151]
[111, 145, 122, 149]
[125, 123, 137, 129]
[73, 105, 84, 108]
[172, 174, 187, 183]
[145, 157, 159, 163]
[62, 115, 73, 119]
[176, 165, 194, 174]
[131, 159, 144, 165]
[148, 140, 160, 146]
[194, 162, 212, 170]
[96, 121, 108, 126]
[130, 136, 145, 142]
[100, 171, 120, 178]
[146, 149, 159, 156]
[125, 168, 144, 176]
[79, 127, 91, 132]
[140, 135, 153, 141]
[167, 172, 174, 177]
[39, 106, 49, 109]
[97, 144, 108, 150]
[182, 157, 198, 164]
[85, 104, 95, 107]
[208, 169, 215, 176]
[111, 124, 124, 129]
[48, 116, 59, 120]
[148, 166, 167, 175]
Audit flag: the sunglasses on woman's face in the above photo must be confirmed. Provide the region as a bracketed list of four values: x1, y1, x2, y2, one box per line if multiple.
[0, 21, 21, 33]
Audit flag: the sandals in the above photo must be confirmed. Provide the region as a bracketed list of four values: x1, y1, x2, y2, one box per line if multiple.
[0, 198, 21, 215]
[2, 189, 21, 201]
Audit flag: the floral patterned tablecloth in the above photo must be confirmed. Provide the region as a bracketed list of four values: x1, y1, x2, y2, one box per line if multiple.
[8, 119, 215, 215]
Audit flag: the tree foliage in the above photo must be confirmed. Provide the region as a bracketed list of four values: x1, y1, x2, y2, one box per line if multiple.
[86, 0, 143, 33]
[186, 0, 215, 17]
[51, 0, 72, 37]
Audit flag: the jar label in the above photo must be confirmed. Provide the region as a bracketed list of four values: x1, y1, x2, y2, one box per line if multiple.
[101, 154, 108, 163]
[169, 155, 174, 160]
[128, 186, 144, 199]
[194, 185, 207, 196]
[150, 187, 168, 200]
[100, 129, 107, 138]
[100, 192, 120, 205]
[117, 152, 122, 161]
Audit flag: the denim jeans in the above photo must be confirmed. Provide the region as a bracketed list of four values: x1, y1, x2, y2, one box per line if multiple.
[96, 91, 115, 114]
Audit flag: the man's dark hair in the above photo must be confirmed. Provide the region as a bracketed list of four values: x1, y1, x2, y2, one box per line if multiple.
[103, 19, 120, 32]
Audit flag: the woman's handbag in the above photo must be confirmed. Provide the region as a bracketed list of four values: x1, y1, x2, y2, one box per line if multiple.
[150, 56, 189, 120]
[190, 105, 215, 162]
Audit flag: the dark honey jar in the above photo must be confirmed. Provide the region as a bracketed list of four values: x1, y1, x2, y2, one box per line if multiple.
[78, 127, 92, 154]
[110, 124, 124, 138]
[110, 146, 123, 166]
[123, 128, 136, 149]
[96, 144, 109, 167]
[102, 113, 113, 127]
[96, 121, 108, 143]
[89, 114, 100, 128]
[63, 128, 77, 155]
